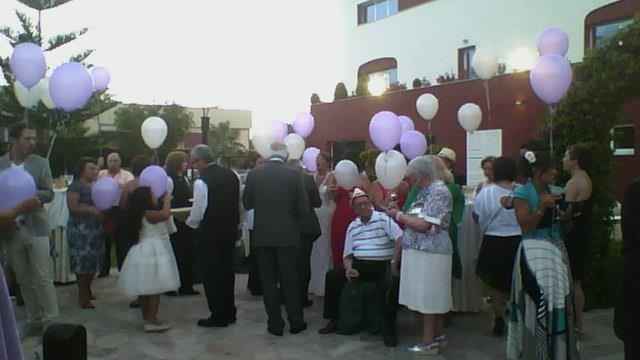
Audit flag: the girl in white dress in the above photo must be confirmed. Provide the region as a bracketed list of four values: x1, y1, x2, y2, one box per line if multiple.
[119, 186, 180, 333]
[309, 153, 335, 296]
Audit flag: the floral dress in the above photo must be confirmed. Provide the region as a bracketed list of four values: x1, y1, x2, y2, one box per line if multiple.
[67, 181, 105, 274]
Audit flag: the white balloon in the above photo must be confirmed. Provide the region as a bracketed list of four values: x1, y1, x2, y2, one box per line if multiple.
[457, 103, 483, 133]
[14, 81, 40, 109]
[375, 150, 408, 190]
[471, 49, 498, 80]
[251, 133, 273, 159]
[39, 78, 56, 109]
[334, 160, 359, 190]
[141, 116, 168, 149]
[416, 94, 439, 121]
[284, 133, 305, 160]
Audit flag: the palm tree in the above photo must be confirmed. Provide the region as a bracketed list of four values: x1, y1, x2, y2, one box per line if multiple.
[208, 121, 246, 167]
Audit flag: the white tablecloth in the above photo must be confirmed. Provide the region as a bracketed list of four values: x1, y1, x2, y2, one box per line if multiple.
[46, 188, 75, 284]
[451, 202, 484, 312]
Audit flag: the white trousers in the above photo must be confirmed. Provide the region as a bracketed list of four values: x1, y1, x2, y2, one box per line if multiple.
[7, 227, 59, 323]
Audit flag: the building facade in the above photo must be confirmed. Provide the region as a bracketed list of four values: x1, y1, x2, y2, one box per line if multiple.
[84, 105, 252, 150]
[308, 0, 639, 200]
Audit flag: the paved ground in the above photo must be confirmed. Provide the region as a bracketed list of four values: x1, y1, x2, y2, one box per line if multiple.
[19, 274, 624, 360]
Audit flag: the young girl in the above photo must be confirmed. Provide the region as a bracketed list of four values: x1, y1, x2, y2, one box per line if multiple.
[119, 187, 180, 332]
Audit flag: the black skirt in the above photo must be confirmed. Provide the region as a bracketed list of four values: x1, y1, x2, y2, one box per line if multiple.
[476, 235, 522, 293]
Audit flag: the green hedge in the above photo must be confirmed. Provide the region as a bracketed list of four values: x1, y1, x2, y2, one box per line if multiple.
[551, 17, 639, 308]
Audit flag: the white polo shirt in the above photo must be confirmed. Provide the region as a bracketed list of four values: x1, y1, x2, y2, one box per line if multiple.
[343, 211, 403, 261]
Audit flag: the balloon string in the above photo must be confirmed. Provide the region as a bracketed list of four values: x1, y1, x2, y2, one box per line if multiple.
[484, 80, 492, 128]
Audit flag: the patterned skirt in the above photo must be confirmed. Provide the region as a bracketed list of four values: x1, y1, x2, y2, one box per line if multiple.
[66, 219, 105, 274]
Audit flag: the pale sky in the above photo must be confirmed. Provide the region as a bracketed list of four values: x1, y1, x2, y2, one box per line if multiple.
[0, 0, 347, 130]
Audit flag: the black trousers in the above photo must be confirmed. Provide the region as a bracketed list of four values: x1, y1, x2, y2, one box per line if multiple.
[246, 231, 262, 295]
[101, 207, 129, 274]
[198, 230, 236, 321]
[170, 221, 196, 292]
[299, 235, 315, 303]
[323, 260, 399, 336]
[255, 246, 304, 330]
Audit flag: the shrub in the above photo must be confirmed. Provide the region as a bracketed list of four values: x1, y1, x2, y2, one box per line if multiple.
[334, 82, 349, 101]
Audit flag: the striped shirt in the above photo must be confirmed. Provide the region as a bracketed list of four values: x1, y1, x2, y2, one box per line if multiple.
[343, 211, 403, 261]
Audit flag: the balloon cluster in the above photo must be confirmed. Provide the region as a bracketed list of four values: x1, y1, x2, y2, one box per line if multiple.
[252, 112, 316, 164]
[530, 28, 573, 105]
[9, 42, 111, 111]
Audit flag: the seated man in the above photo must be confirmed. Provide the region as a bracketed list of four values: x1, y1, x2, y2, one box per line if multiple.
[318, 188, 403, 347]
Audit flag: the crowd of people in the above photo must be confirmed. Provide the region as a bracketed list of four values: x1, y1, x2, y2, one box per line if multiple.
[0, 123, 636, 359]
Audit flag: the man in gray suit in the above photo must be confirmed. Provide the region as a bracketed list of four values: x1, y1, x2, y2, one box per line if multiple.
[243, 143, 309, 336]
[0, 124, 59, 331]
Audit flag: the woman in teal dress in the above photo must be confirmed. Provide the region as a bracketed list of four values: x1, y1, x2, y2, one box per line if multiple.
[507, 151, 579, 360]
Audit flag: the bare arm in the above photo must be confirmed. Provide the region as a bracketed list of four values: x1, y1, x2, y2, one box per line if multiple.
[144, 195, 172, 224]
[514, 196, 555, 234]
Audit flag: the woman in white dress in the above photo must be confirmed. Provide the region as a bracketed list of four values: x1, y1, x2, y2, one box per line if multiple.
[309, 153, 335, 296]
[119, 187, 180, 333]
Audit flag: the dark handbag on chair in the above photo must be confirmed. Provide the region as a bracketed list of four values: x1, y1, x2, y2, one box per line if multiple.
[43, 323, 87, 360]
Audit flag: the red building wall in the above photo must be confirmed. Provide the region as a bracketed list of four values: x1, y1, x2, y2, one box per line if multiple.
[308, 73, 639, 200]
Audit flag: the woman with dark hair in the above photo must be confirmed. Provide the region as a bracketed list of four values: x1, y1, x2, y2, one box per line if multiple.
[561, 143, 593, 335]
[66, 157, 104, 309]
[475, 156, 496, 195]
[474, 157, 521, 336]
[507, 151, 580, 359]
[165, 151, 198, 296]
[118, 187, 180, 333]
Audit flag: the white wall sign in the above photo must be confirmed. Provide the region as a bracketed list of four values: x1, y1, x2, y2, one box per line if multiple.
[466, 129, 502, 187]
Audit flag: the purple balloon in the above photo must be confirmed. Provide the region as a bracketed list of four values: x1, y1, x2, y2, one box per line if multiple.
[50, 62, 94, 112]
[369, 111, 402, 152]
[0, 167, 37, 211]
[398, 116, 415, 134]
[91, 67, 111, 92]
[139, 165, 169, 199]
[272, 121, 288, 142]
[293, 112, 315, 138]
[400, 131, 428, 160]
[302, 147, 321, 172]
[91, 177, 120, 211]
[530, 54, 573, 105]
[10, 43, 46, 89]
[537, 27, 569, 57]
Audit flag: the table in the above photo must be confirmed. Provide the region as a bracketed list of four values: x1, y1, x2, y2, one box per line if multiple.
[46, 188, 75, 284]
[452, 202, 484, 312]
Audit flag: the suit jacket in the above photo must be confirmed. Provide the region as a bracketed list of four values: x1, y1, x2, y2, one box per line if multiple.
[0, 153, 53, 238]
[243, 159, 309, 247]
[300, 171, 322, 241]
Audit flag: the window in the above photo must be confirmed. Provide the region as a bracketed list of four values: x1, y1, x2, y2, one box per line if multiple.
[358, 0, 398, 24]
[368, 68, 399, 89]
[592, 18, 633, 48]
[458, 46, 478, 80]
[611, 125, 636, 156]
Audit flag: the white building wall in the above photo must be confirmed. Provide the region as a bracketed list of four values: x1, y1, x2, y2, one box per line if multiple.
[341, 0, 616, 91]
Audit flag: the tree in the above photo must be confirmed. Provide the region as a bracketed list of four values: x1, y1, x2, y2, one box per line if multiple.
[208, 121, 246, 167]
[412, 78, 423, 89]
[0, 2, 116, 156]
[334, 82, 348, 101]
[550, 17, 640, 308]
[113, 104, 193, 163]
[310, 93, 321, 105]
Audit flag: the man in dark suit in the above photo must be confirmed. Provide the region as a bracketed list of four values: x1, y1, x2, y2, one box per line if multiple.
[618, 178, 639, 360]
[186, 145, 240, 327]
[287, 159, 322, 308]
[243, 143, 309, 336]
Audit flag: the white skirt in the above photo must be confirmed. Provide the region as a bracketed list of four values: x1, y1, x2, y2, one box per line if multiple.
[118, 236, 180, 297]
[399, 249, 452, 314]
